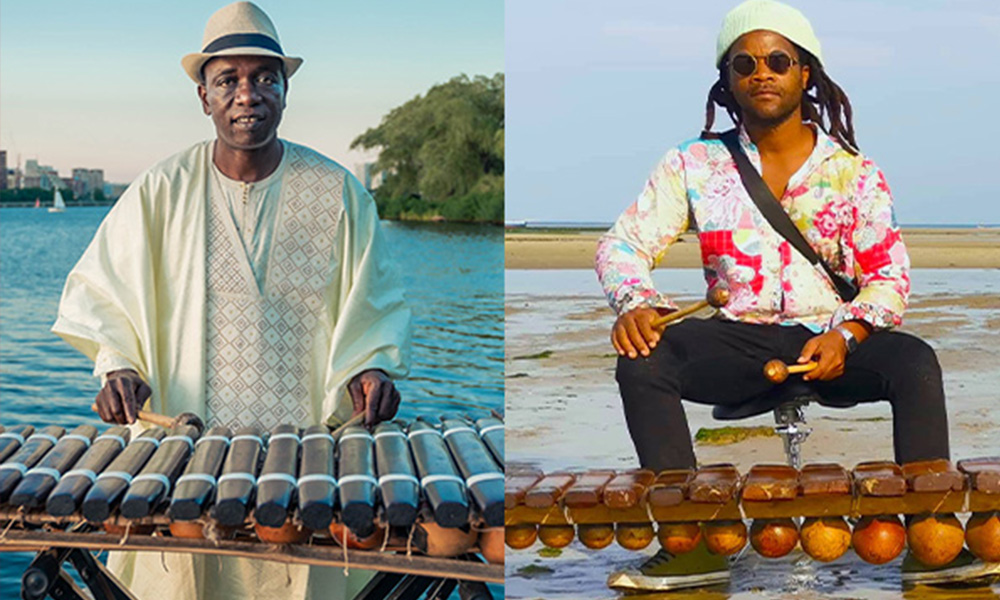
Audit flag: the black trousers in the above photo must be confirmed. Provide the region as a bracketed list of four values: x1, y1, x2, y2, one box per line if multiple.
[616, 319, 949, 471]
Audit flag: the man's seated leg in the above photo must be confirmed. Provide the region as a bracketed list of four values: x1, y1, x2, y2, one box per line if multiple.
[810, 329, 949, 464]
[616, 318, 787, 472]
[613, 319, 790, 588]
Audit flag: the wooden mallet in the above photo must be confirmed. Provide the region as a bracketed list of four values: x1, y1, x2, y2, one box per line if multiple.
[90, 403, 205, 434]
[764, 359, 819, 384]
[651, 286, 731, 328]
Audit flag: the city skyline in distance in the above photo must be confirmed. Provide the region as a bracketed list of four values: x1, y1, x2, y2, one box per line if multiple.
[0, 0, 502, 185]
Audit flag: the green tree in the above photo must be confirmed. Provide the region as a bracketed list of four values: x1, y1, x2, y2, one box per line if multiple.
[0, 187, 74, 206]
[351, 73, 504, 222]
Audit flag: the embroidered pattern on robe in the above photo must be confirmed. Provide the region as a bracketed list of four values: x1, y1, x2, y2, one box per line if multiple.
[205, 148, 345, 429]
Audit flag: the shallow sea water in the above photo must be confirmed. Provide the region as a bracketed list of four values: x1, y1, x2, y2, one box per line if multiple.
[505, 268, 1000, 600]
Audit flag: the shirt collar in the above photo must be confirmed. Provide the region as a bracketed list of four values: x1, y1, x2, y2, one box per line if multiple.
[736, 123, 842, 187]
[209, 139, 288, 191]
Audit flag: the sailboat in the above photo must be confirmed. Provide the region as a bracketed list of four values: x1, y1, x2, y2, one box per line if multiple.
[48, 189, 66, 213]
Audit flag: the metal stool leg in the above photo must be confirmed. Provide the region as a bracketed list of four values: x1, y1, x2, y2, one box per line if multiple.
[773, 402, 811, 469]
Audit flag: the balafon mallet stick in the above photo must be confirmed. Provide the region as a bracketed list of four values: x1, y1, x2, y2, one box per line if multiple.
[651, 286, 731, 328]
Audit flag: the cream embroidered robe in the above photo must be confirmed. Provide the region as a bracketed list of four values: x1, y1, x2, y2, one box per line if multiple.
[52, 140, 412, 599]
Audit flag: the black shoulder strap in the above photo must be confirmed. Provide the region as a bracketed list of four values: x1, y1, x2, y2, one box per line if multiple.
[715, 129, 858, 302]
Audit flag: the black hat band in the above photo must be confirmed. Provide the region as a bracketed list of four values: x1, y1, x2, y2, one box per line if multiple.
[202, 33, 283, 55]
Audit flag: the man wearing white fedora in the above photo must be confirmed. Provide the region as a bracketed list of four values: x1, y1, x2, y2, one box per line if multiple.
[53, 2, 410, 598]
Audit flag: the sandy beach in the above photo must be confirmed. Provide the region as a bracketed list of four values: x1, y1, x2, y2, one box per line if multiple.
[505, 228, 1000, 269]
[504, 268, 1000, 600]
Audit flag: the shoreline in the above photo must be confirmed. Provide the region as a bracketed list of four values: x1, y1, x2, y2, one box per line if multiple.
[505, 227, 1000, 269]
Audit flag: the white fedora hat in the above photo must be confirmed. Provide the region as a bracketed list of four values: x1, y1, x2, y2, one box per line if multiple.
[181, 1, 303, 84]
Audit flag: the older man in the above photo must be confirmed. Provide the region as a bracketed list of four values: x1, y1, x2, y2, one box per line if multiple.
[52, 2, 409, 598]
[595, 0, 980, 591]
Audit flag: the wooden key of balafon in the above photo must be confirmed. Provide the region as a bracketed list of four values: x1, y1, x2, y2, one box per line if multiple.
[650, 286, 730, 328]
[0, 425, 35, 463]
[441, 418, 504, 527]
[742, 464, 799, 502]
[0, 425, 65, 502]
[255, 424, 300, 528]
[689, 463, 741, 504]
[959, 457, 1000, 495]
[603, 469, 655, 509]
[563, 470, 616, 509]
[337, 424, 378, 537]
[167, 425, 231, 521]
[524, 472, 576, 509]
[47, 426, 131, 516]
[374, 421, 420, 527]
[505, 469, 543, 509]
[409, 419, 469, 527]
[120, 424, 200, 519]
[81, 427, 167, 522]
[297, 424, 337, 531]
[648, 469, 694, 507]
[901, 459, 965, 493]
[211, 426, 263, 526]
[475, 416, 504, 466]
[853, 461, 906, 497]
[9, 424, 98, 508]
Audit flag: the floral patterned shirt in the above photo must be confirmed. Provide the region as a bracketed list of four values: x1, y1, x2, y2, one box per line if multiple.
[595, 126, 909, 331]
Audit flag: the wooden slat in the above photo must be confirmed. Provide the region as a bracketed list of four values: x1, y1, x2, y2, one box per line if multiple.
[648, 470, 693, 508]
[689, 464, 740, 503]
[741, 495, 853, 519]
[958, 457, 1000, 493]
[505, 471, 543, 509]
[650, 499, 742, 522]
[603, 470, 654, 509]
[742, 464, 798, 502]
[799, 463, 851, 496]
[854, 490, 965, 516]
[853, 461, 906, 497]
[901, 459, 965, 493]
[524, 473, 576, 509]
[0, 529, 502, 583]
[562, 471, 615, 509]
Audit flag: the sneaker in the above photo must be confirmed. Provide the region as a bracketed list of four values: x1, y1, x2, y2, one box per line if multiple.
[607, 541, 730, 592]
[901, 548, 1000, 586]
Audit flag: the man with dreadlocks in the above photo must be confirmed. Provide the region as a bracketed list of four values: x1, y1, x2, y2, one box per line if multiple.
[596, 0, 972, 591]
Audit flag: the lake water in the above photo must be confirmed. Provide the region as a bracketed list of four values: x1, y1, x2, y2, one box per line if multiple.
[0, 207, 504, 597]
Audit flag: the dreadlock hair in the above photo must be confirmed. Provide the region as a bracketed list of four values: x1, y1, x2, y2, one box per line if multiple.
[704, 44, 858, 155]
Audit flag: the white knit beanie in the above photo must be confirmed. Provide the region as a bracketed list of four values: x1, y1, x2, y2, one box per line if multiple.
[716, 0, 823, 67]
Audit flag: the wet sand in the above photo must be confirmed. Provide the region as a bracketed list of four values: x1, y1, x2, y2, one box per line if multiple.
[505, 269, 1000, 600]
[505, 228, 1000, 269]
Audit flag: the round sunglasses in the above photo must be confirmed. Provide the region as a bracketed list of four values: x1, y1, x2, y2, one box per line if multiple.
[729, 51, 799, 77]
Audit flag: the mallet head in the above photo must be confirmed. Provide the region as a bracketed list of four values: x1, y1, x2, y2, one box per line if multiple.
[764, 359, 789, 384]
[707, 286, 730, 309]
[173, 412, 205, 435]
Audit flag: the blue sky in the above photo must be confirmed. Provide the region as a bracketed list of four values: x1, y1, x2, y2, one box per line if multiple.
[507, 0, 1000, 225]
[0, 0, 502, 183]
